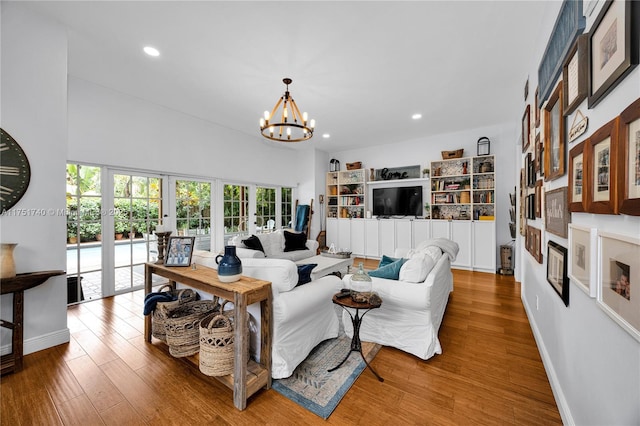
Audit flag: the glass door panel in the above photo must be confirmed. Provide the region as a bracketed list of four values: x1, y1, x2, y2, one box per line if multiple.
[175, 180, 212, 251]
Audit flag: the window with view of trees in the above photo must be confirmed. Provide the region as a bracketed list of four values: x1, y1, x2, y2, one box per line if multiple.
[224, 184, 249, 239]
[281, 187, 292, 228]
[256, 187, 276, 233]
[175, 179, 212, 250]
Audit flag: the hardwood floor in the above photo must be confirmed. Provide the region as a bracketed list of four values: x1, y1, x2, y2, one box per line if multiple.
[1, 263, 562, 425]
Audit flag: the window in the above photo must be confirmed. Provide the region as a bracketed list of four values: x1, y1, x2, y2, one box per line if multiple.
[224, 184, 249, 242]
[281, 187, 293, 228]
[175, 179, 212, 250]
[256, 187, 276, 233]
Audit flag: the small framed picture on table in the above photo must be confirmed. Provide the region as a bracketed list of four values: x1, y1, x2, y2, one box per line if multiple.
[165, 236, 195, 266]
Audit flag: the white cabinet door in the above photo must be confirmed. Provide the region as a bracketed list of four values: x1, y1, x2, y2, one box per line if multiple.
[412, 219, 431, 248]
[379, 220, 395, 257]
[395, 219, 413, 250]
[364, 219, 379, 258]
[472, 221, 496, 272]
[431, 220, 450, 239]
[326, 218, 338, 248]
[451, 221, 472, 269]
[350, 220, 365, 256]
[337, 219, 351, 252]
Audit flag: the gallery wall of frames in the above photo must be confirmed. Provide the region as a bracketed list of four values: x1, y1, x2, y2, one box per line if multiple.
[521, 0, 640, 343]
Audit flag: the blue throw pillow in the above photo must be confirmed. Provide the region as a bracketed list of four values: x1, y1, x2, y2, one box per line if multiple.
[378, 255, 401, 268]
[368, 258, 406, 280]
[296, 264, 317, 286]
[284, 230, 309, 252]
[242, 235, 265, 253]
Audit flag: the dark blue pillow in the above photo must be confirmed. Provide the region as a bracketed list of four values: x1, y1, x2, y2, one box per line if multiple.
[284, 230, 309, 252]
[242, 235, 265, 253]
[379, 255, 401, 268]
[368, 258, 406, 280]
[296, 264, 317, 286]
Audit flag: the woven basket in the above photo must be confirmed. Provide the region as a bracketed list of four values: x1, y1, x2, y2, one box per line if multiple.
[199, 311, 235, 376]
[151, 286, 198, 342]
[346, 161, 362, 170]
[441, 149, 464, 159]
[164, 299, 220, 357]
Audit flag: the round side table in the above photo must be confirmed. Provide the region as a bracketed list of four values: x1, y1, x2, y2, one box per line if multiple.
[329, 293, 384, 382]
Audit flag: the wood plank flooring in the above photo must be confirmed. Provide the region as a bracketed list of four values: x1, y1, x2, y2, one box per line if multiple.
[1, 261, 562, 425]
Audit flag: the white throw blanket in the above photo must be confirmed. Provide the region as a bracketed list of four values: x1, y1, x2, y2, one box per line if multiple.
[414, 238, 459, 262]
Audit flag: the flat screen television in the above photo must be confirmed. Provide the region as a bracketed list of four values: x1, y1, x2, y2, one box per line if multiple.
[372, 186, 423, 217]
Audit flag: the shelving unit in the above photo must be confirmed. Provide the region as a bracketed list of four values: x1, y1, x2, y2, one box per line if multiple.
[326, 169, 367, 219]
[430, 155, 495, 221]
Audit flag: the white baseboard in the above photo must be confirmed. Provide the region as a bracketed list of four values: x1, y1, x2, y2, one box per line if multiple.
[522, 297, 574, 426]
[1, 328, 70, 357]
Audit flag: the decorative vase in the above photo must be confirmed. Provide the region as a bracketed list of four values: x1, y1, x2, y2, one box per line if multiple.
[215, 245, 242, 283]
[350, 262, 372, 296]
[1, 243, 17, 279]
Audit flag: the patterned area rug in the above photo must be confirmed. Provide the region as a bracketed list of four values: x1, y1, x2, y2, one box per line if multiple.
[272, 333, 381, 419]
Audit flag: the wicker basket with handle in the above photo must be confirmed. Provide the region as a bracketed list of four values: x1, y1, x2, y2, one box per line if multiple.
[164, 298, 220, 357]
[441, 149, 464, 159]
[151, 286, 198, 342]
[199, 308, 235, 376]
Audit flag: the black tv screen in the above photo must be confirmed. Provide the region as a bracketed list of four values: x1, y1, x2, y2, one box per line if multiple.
[372, 186, 423, 217]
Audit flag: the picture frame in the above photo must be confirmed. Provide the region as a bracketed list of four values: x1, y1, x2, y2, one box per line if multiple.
[597, 231, 640, 342]
[527, 225, 543, 264]
[536, 135, 545, 177]
[586, 117, 620, 214]
[618, 97, 640, 215]
[522, 104, 531, 152]
[535, 180, 543, 218]
[527, 193, 536, 220]
[544, 82, 565, 181]
[164, 236, 195, 266]
[568, 224, 597, 297]
[568, 140, 588, 212]
[547, 240, 570, 306]
[534, 87, 540, 128]
[526, 152, 535, 188]
[545, 186, 569, 238]
[588, 0, 640, 109]
[534, 133, 541, 173]
[563, 34, 588, 116]
[519, 168, 527, 236]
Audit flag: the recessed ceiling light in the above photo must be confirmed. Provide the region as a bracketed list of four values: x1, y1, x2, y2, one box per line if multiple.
[143, 46, 160, 57]
[322, 133, 331, 138]
[412, 113, 422, 120]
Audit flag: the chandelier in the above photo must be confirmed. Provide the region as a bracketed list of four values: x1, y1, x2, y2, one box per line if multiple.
[260, 78, 315, 142]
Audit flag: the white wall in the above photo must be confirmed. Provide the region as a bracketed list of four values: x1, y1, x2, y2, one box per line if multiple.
[0, 3, 69, 354]
[516, 2, 640, 424]
[328, 122, 518, 267]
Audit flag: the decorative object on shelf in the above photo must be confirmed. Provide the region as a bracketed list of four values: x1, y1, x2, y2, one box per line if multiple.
[568, 224, 596, 298]
[370, 168, 375, 181]
[441, 149, 463, 159]
[547, 241, 569, 307]
[522, 105, 531, 152]
[154, 231, 172, 264]
[588, 0, 639, 109]
[619, 97, 640, 216]
[329, 159, 340, 172]
[545, 187, 570, 238]
[260, 78, 315, 142]
[544, 82, 566, 181]
[569, 110, 589, 142]
[563, 34, 588, 116]
[0, 128, 31, 212]
[537, 0, 585, 103]
[374, 165, 420, 181]
[569, 140, 587, 212]
[321, 249, 352, 259]
[586, 117, 620, 214]
[350, 262, 372, 299]
[0, 243, 17, 279]
[165, 236, 195, 267]
[215, 245, 243, 282]
[346, 161, 362, 170]
[597, 230, 640, 341]
[477, 137, 490, 156]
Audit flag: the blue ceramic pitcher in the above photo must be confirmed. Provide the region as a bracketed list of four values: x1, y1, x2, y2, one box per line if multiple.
[215, 245, 242, 283]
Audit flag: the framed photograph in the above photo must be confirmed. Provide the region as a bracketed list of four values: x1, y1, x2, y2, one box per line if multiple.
[544, 82, 565, 181]
[547, 241, 570, 306]
[519, 168, 527, 236]
[527, 193, 536, 220]
[569, 140, 588, 212]
[586, 117, 620, 214]
[537, 135, 545, 177]
[563, 34, 588, 116]
[526, 152, 536, 188]
[534, 87, 540, 128]
[535, 180, 543, 218]
[568, 224, 596, 297]
[545, 187, 570, 238]
[522, 105, 531, 152]
[598, 231, 640, 342]
[588, 0, 640, 108]
[524, 77, 529, 101]
[619, 97, 640, 215]
[164, 236, 195, 266]
[528, 225, 543, 264]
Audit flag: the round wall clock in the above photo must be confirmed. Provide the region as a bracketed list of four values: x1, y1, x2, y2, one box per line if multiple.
[1, 128, 31, 212]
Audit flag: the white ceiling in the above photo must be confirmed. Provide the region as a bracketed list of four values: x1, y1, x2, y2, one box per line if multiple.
[23, 1, 549, 152]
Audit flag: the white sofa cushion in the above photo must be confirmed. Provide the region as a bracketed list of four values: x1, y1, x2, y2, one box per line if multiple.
[399, 254, 435, 283]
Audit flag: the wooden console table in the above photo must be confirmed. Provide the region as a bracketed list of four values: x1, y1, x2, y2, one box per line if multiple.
[0, 270, 65, 375]
[144, 263, 272, 410]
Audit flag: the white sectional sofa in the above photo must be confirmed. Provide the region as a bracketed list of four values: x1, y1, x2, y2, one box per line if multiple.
[191, 250, 341, 379]
[227, 229, 318, 261]
[341, 239, 458, 360]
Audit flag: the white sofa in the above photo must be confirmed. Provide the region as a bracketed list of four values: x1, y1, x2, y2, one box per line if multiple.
[191, 250, 341, 379]
[227, 229, 318, 261]
[341, 239, 457, 360]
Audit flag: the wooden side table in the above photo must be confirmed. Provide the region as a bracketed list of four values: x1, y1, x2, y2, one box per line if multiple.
[0, 270, 65, 375]
[144, 262, 272, 410]
[329, 293, 384, 382]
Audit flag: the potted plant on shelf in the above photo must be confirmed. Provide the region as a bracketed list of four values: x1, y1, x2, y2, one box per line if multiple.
[422, 168, 430, 178]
